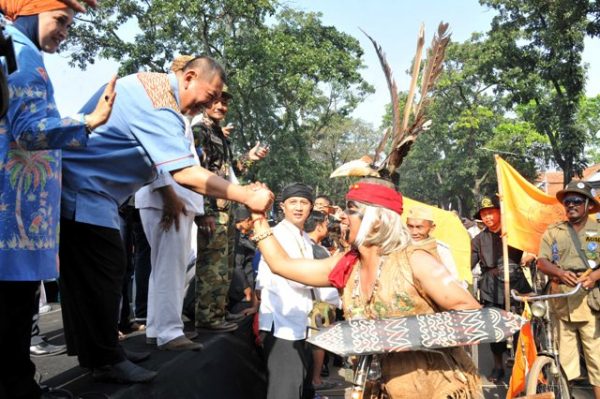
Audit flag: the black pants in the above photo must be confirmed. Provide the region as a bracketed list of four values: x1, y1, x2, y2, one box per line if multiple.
[263, 332, 314, 399]
[59, 219, 126, 369]
[0, 281, 41, 399]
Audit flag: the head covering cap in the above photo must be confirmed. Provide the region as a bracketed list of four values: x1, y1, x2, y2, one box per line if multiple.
[221, 84, 233, 100]
[280, 182, 314, 204]
[407, 206, 434, 222]
[1, 0, 69, 20]
[233, 206, 250, 223]
[345, 178, 403, 215]
[556, 180, 600, 214]
[473, 195, 500, 220]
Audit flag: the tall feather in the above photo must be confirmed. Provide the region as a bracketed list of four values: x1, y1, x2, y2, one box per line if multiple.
[360, 28, 400, 164]
[385, 22, 451, 180]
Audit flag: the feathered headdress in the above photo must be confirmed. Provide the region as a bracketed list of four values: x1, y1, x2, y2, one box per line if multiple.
[330, 22, 451, 184]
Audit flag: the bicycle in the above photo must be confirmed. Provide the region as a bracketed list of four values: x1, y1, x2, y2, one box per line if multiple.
[511, 279, 587, 398]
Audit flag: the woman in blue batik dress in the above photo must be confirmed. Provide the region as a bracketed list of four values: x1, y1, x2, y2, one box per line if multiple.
[0, 1, 114, 397]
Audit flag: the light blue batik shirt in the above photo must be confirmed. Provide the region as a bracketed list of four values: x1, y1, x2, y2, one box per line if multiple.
[60, 72, 196, 230]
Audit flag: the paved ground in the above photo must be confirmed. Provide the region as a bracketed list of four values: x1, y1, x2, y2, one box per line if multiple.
[34, 305, 594, 399]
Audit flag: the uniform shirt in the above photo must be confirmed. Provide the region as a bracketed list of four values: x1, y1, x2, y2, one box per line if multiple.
[61, 72, 196, 230]
[256, 219, 314, 341]
[0, 25, 88, 281]
[539, 218, 600, 322]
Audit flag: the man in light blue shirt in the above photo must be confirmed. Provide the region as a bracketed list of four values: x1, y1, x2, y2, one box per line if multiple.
[58, 56, 273, 384]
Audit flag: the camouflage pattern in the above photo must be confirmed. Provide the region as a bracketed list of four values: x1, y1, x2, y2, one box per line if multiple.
[195, 210, 236, 326]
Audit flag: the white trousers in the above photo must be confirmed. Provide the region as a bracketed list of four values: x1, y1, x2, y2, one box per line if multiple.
[140, 208, 196, 346]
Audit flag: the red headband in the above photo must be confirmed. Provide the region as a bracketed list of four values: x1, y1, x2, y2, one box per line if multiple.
[345, 182, 403, 215]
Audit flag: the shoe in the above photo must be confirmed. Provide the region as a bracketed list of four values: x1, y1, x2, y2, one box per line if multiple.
[147, 330, 196, 345]
[224, 312, 246, 322]
[158, 335, 203, 351]
[320, 363, 329, 377]
[196, 320, 238, 333]
[123, 348, 151, 363]
[92, 359, 157, 383]
[487, 367, 505, 384]
[30, 339, 67, 357]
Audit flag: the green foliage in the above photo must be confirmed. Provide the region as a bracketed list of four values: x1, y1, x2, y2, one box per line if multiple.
[478, 0, 593, 182]
[65, 0, 374, 195]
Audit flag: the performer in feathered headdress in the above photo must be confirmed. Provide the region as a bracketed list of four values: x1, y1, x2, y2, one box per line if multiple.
[248, 24, 484, 399]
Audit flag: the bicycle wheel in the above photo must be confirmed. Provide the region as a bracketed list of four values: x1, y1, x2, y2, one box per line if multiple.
[525, 354, 570, 399]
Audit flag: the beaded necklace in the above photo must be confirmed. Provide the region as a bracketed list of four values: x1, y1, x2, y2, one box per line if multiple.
[349, 256, 385, 318]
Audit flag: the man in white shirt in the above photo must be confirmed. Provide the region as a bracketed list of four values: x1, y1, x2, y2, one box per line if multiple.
[256, 183, 315, 399]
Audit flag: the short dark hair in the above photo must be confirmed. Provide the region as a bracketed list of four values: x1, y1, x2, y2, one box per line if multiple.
[315, 195, 333, 205]
[184, 55, 227, 84]
[304, 211, 328, 233]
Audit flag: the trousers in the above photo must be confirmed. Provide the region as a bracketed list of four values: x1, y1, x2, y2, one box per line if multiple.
[141, 208, 196, 345]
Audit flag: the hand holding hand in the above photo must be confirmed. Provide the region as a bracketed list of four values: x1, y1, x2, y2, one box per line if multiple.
[85, 75, 117, 131]
[244, 183, 273, 213]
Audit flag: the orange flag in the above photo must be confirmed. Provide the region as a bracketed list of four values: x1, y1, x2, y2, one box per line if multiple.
[506, 303, 537, 399]
[495, 155, 565, 254]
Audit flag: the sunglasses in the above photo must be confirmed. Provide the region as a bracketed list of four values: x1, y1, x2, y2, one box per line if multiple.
[562, 196, 586, 207]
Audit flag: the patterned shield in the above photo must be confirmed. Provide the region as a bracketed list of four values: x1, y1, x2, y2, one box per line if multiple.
[307, 307, 526, 356]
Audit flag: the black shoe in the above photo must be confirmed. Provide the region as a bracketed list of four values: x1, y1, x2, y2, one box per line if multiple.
[123, 348, 151, 363]
[92, 359, 157, 383]
[30, 339, 67, 357]
[196, 320, 238, 333]
[224, 312, 246, 322]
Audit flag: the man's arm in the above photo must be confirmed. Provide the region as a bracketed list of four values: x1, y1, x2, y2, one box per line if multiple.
[156, 185, 186, 232]
[171, 165, 272, 213]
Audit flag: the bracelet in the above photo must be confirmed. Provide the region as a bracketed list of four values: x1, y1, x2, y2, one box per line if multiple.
[251, 229, 273, 243]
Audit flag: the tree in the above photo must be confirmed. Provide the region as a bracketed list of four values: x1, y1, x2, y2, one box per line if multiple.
[64, 0, 373, 191]
[478, 0, 592, 184]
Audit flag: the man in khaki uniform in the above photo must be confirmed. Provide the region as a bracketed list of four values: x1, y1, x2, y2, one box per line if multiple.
[538, 180, 600, 398]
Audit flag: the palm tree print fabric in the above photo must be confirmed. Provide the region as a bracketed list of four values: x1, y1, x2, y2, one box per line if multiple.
[0, 26, 87, 281]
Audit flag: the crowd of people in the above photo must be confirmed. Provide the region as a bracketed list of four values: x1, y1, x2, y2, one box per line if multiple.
[1, 1, 600, 399]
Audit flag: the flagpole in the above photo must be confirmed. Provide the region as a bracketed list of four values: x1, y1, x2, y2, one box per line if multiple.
[495, 155, 513, 351]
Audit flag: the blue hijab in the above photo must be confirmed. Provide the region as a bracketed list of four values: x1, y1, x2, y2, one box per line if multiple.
[13, 15, 40, 50]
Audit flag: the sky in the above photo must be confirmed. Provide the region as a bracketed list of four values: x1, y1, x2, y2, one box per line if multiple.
[45, 0, 600, 129]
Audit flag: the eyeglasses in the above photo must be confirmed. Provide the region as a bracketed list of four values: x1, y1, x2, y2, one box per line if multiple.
[562, 197, 586, 207]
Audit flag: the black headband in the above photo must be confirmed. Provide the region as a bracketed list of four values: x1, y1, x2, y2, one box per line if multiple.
[280, 183, 314, 204]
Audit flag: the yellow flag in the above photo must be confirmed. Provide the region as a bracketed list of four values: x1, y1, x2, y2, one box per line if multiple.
[402, 197, 472, 284]
[495, 155, 565, 254]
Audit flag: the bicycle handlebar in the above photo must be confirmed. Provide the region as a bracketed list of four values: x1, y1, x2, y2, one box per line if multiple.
[511, 283, 583, 302]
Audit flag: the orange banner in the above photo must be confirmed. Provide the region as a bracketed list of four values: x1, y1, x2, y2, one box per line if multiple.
[506, 304, 537, 399]
[402, 197, 472, 284]
[495, 155, 565, 254]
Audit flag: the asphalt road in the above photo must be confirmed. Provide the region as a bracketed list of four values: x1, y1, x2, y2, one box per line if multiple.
[33, 305, 594, 399]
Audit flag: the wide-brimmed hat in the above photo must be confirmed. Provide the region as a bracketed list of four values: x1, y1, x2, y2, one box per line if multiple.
[473, 195, 500, 220]
[556, 180, 600, 214]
